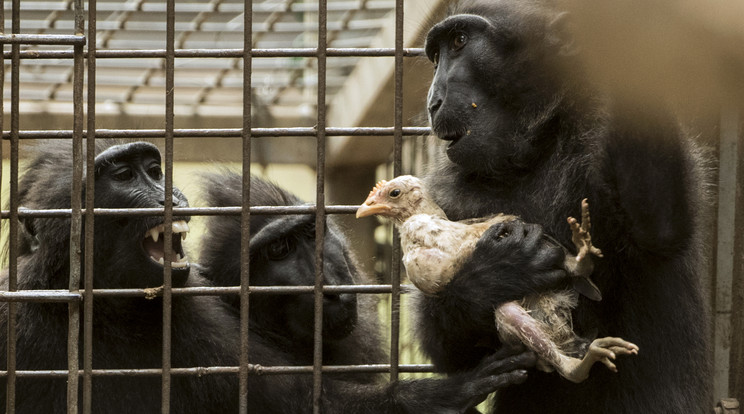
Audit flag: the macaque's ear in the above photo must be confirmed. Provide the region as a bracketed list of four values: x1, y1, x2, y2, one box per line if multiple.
[547, 12, 579, 56]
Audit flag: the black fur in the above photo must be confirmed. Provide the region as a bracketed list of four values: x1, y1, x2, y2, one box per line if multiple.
[417, 1, 712, 413]
[199, 171, 537, 413]
[0, 140, 240, 412]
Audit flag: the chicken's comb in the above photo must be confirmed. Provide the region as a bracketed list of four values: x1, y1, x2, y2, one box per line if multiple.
[367, 180, 387, 198]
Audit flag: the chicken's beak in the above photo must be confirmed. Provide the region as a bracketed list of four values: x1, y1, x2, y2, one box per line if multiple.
[356, 199, 391, 218]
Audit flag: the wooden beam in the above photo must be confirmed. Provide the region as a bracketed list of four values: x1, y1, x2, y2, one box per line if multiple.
[325, 0, 447, 168]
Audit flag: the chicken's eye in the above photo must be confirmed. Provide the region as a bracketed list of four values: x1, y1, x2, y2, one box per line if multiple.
[389, 189, 401, 198]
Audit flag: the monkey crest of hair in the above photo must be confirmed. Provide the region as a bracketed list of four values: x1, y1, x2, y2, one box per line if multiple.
[418, 0, 713, 413]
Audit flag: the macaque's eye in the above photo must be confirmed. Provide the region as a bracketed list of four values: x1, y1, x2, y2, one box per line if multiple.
[451, 33, 468, 51]
[267, 238, 293, 261]
[112, 167, 134, 182]
[148, 165, 163, 181]
[389, 189, 401, 198]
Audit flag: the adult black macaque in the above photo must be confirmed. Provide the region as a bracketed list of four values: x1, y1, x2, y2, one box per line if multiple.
[0, 140, 240, 412]
[417, 1, 712, 413]
[199, 170, 535, 413]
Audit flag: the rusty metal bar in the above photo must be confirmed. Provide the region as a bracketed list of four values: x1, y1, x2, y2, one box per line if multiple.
[4, 47, 426, 59]
[5, 0, 21, 411]
[66, 0, 86, 410]
[388, 0, 405, 383]
[82, 0, 98, 411]
[2, 127, 431, 139]
[239, 0, 253, 412]
[313, 0, 329, 412]
[0, 34, 86, 45]
[2, 205, 362, 218]
[0, 0, 3, 242]
[0, 284, 412, 303]
[0, 363, 436, 379]
[161, 0, 176, 411]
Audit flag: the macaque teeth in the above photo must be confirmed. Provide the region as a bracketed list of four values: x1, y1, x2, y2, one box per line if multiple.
[158, 257, 165, 265]
[172, 220, 190, 234]
[145, 221, 190, 242]
[149, 228, 160, 243]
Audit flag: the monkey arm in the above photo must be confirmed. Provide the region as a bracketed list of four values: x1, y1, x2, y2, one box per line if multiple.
[601, 102, 699, 255]
[323, 347, 534, 413]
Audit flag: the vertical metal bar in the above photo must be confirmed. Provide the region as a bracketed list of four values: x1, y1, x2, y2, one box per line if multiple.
[6, 1, 21, 412]
[389, 0, 404, 382]
[67, 0, 86, 411]
[714, 106, 741, 400]
[0, 0, 3, 225]
[313, 0, 328, 412]
[162, 0, 176, 412]
[83, 0, 98, 411]
[239, 0, 253, 412]
[728, 108, 744, 406]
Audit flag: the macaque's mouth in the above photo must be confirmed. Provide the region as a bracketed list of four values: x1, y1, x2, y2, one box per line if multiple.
[443, 134, 463, 148]
[142, 220, 189, 269]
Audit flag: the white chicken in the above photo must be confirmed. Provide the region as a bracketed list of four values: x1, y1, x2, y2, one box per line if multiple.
[357, 175, 638, 383]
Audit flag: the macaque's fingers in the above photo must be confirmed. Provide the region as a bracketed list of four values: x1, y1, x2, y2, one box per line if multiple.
[590, 246, 604, 258]
[477, 350, 537, 376]
[465, 370, 529, 397]
[522, 223, 542, 249]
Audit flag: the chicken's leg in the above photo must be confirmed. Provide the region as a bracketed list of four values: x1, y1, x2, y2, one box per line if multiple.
[495, 301, 638, 383]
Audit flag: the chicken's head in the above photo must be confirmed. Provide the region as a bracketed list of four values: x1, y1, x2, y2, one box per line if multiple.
[356, 175, 425, 222]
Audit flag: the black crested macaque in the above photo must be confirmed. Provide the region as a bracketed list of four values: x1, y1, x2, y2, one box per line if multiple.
[0, 141, 240, 412]
[416, 1, 712, 413]
[199, 170, 536, 413]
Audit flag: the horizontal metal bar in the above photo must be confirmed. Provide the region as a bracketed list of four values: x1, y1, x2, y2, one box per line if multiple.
[4, 47, 425, 60]
[2, 127, 431, 140]
[0, 290, 82, 302]
[0, 34, 86, 45]
[0, 285, 413, 303]
[95, 285, 409, 298]
[4, 205, 361, 219]
[0, 364, 435, 378]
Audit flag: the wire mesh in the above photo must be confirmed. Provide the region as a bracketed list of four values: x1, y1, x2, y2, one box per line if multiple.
[1, 0, 434, 411]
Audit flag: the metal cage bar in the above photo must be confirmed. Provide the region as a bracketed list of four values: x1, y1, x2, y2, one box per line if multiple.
[82, 0, 98, 411]
[1, 363, 436, 378]
[313, 0, 329, 412]
[5, 0, 22, 411]
[3, 47, 425, 60]
[239, 0, 254, 412]
[66, 0, 86, 411]
[2, 126, 432, 139]
[388, 0, 405, 383]
[161, 0, 177, 411]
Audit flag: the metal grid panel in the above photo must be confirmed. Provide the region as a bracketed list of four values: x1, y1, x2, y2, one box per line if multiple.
[3, 0, 400, 121]
[1, 0, 432, 412]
